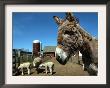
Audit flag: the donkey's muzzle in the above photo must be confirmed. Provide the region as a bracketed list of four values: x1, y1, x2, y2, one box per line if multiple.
[55, 46, 69, 65]
[56, 53, 67, 65]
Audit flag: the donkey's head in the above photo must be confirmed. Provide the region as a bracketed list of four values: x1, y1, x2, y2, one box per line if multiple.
[53, 12, 83, 65]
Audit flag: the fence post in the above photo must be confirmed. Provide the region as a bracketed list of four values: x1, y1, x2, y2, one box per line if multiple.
[12, 55, 16, 76]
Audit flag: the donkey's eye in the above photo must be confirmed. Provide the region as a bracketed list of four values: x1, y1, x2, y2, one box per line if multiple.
[64, 31, 75, 36]
[64, 31, 70, 34]
[61, 42, 64, 46]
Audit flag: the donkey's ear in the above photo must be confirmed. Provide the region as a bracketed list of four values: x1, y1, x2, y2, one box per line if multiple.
[65, 12, 74, 21]
[53, 16, 62, 25]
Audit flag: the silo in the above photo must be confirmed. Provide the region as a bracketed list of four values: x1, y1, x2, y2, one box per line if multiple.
[33, 40, 40, 57]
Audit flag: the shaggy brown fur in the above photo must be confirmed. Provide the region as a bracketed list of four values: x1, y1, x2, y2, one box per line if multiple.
[53, 12, 98, 75]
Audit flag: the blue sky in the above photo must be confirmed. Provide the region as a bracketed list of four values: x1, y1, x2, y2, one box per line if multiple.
[13, 12, 98, 52]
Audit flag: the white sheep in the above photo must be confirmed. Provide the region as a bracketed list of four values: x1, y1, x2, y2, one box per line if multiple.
[18, 62, 31, 75]
[39, 62, 54, 75]
[33, 57, 42, 67]
[32, 57, 42, 73]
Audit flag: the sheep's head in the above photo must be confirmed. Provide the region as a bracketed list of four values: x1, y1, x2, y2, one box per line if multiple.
[53, 12, 83, 65]
[33, 61, 36, 67]
[18, 65, 21, 69]
[38, 64, 45, 69]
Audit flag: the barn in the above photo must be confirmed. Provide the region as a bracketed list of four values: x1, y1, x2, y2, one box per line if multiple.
[43, 46, 56, 57]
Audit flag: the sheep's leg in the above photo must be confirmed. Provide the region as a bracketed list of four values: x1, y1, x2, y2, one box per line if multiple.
[82, 64, 84, 70]
[45, 66, 48, 74]
[52, 64, 54, 72]
[49, 67, 52, 75]
[21, 68, 24, 75]
[27, 67, 30, 75]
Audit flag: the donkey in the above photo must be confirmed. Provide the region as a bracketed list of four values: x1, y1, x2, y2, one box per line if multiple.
[53, 12, 98, 75]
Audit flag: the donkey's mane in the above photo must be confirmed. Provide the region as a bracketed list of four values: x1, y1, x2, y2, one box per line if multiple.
[76, 24, 96, 42]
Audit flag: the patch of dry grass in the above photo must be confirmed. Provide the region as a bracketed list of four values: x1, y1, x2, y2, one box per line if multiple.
[18, 57, 89, 76]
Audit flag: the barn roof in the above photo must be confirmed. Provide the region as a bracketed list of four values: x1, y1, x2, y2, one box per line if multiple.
[43, 46, 56, 52]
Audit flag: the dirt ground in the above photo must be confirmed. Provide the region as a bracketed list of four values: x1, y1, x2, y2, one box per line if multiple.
[19, 57, 89, 76]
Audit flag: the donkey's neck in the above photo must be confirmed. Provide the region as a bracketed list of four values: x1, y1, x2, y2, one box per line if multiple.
[80, 40, 93, 65]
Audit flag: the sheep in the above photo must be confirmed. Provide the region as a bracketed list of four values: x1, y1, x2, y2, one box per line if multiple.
[38, 62, 54, 75]
[18, 62, 31, 75]
[32, 57, 42, 73]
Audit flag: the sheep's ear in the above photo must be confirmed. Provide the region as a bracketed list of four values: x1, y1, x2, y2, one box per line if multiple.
[53, 16, 62, 25]
[65, 12, 74, 21]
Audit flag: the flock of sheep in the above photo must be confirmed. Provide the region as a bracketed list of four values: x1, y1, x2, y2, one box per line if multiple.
[17, 57, 54, 76]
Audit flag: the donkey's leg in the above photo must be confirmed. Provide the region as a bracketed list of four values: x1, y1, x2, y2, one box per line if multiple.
[82, 56, 87, 71]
